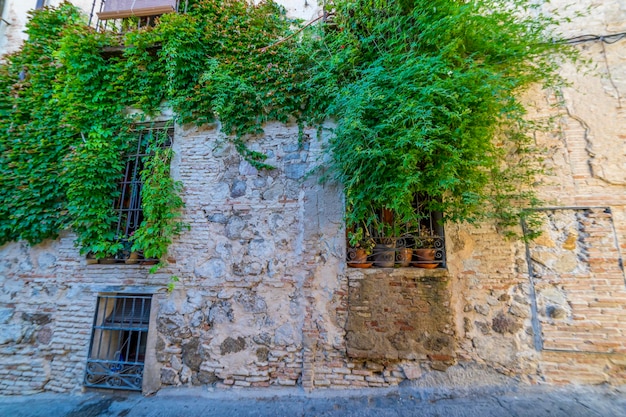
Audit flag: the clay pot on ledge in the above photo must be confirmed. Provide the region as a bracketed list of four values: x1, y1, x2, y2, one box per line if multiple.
[347, 247, 373, 268]
[99, 257, 117, 264]
[412, 248, 438, 268]
[373, 243, 395, 268]
[125, 251, 140, 264]
[396, 248, 413, 267]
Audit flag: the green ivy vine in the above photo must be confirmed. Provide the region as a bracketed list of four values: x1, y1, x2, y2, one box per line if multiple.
[0, 0, 574, 256]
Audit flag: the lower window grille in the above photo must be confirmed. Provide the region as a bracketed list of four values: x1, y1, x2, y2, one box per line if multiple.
[84, 294, 152, 391]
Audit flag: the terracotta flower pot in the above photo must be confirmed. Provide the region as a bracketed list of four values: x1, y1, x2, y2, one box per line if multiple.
[348, 248, 372, 268]
[99, 258, 117, 264]
[412, 248, 438, 268]
[125, 251, 140, 264]
[396, 248, 413, 267]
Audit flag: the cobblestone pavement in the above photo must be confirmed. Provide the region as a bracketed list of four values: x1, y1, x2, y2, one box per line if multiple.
[0, 384, 625, 417]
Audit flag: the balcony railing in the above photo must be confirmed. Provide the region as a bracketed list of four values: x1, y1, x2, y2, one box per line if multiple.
[90, 0, 184, 31]
[347, 234, 446, 269]
[346, 198, 446, 269]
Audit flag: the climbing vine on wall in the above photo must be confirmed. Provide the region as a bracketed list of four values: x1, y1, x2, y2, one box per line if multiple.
[0, 0, 573, 255]
[314, 0, 574, 232]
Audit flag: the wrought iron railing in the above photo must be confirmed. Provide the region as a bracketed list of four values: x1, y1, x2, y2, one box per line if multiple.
[346, 195, 446, 269]
[347, 234, 446, 269]
[89, 0, 186, 32]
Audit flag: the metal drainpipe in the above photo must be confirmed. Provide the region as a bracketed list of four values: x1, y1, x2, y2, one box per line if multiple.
[0, 0, 9, 27]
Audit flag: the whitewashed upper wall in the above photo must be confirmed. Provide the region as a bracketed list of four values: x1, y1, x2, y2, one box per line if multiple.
[0, 0, 320, 57]
[543, 0, 626, 37]
[0, 0, 93, 56]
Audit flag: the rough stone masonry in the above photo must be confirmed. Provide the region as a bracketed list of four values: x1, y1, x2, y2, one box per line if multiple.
[1, 0, 626, 395]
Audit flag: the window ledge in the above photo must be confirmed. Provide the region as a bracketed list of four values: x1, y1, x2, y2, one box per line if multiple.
[346, 266, 449, 281]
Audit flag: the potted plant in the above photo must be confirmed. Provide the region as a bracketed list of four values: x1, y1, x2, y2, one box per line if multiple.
[370, 209, 399, 268]
[412, 225, 438, 268]
[347, 226, 375, 267]
[395, 237, 413, 267]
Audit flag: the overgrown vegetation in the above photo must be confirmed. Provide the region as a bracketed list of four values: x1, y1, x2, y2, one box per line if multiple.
[319, 0, 571, 232]
[0, 0, 573, 256]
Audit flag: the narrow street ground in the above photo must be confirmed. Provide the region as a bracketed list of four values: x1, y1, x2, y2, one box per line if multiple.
[1, 384, 625, 417]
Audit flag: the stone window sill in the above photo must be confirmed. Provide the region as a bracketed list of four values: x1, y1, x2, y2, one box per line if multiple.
[346, 265, 449, 281]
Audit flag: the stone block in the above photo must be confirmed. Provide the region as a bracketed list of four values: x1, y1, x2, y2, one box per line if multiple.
[230, 180, 247, 198]
[182, 338, 204, 371]
[220, 337, 246, 355]
[160, 367, 179, 386]
[225, 216, 246, 239]
[0, 308, 14, 325]
[345, 273, 454, 361]
[207, 301, 234, 325]
[0, 325, 25, 345]
[37, 253, 57, 269]
[22, 313, 51, 325]
[239, 160, 258, 176]
[491, 312, 523, 334]
[401, 363, 422, 380]
[473, 336, 516, 367]
[195, 258, 228, 281]
[509, 304, 529, 318]
[284, 163, 307, 179]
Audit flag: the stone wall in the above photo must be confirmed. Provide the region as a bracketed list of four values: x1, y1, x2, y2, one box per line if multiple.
[153, 121, 344, 389]
[1, 0, 626, 396]
[444, 0, 624, 385]
[0, 238, 169, 394]
[345, 271, 453, 362]
[0, 121, 348, 394]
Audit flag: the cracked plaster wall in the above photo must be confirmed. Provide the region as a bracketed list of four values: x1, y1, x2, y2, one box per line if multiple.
[448, 0, 626, 384]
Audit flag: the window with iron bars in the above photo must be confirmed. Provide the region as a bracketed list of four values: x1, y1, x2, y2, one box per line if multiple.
[346, 195, 446, 269]
[84, 294, 152, 391]
[87, 124, 173, 264]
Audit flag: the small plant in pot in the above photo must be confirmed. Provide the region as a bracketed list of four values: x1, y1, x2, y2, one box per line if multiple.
[370, 209, 400, 268]
[347, 226, 375, 268]
[395, 236, 413, 267]
[412, 226, 438, 268]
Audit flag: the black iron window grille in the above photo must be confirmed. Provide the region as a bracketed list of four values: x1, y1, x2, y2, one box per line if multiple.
[346, 195, 446, 269]
[87, 124, 173, 264]
[84, 294, 152, 391]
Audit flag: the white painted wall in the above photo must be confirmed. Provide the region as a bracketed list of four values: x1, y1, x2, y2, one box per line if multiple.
[0, 0, 320, 57]
[0, 0, 94, 56]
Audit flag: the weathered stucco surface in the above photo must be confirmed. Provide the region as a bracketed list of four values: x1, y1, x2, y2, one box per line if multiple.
[1, 0, 626, 395]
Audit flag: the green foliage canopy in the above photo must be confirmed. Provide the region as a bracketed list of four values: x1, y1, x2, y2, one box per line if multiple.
[314, 0, 571, 230]
[0, 0, 572, 254]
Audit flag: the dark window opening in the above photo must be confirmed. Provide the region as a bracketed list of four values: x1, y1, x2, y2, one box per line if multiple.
[35, 0, 46, 10]
[347, 195, 446, 268]
[87, 124, 173, 264]
[84, 294, 152, 391]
